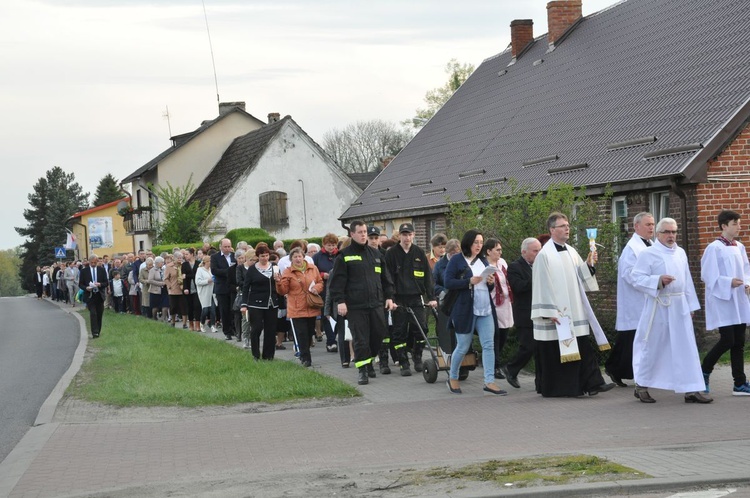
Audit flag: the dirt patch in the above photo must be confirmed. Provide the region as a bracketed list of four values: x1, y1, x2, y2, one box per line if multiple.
[53, 394, 364, 423]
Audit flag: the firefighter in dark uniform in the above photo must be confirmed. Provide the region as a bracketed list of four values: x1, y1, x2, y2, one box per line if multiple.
[366, 225, 394, 374]
[328, 220, 396, 385]
[385, 222, 438, 376]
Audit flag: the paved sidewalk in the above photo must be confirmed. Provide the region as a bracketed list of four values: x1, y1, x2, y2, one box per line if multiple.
[2, 308, 750, 497]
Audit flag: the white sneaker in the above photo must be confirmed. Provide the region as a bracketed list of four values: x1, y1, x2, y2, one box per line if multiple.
[211, 325, 217, 333]
[200, 324, 206, 333]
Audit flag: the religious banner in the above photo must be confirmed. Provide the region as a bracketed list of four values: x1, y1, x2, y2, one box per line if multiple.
[88, 217, 114, 249]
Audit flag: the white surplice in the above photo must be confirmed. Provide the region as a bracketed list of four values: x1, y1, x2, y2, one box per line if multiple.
[701, 240, 750, 331]
[615, 233, 651, 331]
[631, 240, 704, 393]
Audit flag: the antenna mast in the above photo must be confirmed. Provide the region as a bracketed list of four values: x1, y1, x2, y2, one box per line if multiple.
[202, 0, 220, 106]
[163, 105, 172, 138]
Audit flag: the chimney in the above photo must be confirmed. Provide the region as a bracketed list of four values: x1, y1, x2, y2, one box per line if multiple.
[268, 112, 280, 124]
[218, 101, 246, 116]
[547, 0, 582, 45]
[510, 19, 534, 59]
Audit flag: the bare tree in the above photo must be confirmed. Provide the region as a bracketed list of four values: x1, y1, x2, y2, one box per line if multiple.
[323, 120, 413, 173]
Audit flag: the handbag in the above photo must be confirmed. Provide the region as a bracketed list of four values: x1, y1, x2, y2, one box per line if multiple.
[306, 292, 324, 309]
[233, 292, 243, 311]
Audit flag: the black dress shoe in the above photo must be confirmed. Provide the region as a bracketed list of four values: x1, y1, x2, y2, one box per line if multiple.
[500, 365, 520, 388]
[588, 382, 616, 395]
[634, 388, 656, 403]
[494, 367, 506, 379]
[684, 391, 713, 404]
[605, 368, 627, 387]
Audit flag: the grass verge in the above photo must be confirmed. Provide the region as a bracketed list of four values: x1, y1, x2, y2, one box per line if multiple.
[403, 455, 646, 490]
[69, 310, 359, 407]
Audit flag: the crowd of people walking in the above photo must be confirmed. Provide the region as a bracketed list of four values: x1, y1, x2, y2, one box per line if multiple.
[35, 208, 750, 402]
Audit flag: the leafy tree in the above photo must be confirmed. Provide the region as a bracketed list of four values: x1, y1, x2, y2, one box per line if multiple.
[322, 120, 413, 173]
[93, 173, 123, 206]
[405, 58, 475, 129]
[0, 247, 24, 297]
[153, 176, 215, 244]
[16, 167, 88, 291]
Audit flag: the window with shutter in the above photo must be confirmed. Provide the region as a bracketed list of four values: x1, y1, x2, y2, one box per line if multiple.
[259, 191, 289, 230]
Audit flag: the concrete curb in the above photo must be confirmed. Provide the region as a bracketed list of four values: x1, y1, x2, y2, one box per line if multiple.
[34, 302, 89, 426]
[0, 298, 87, 498]
[474, 474, 749, 497]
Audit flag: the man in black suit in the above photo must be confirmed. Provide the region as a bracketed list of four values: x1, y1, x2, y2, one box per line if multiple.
[211, 238, 237, 340]
[500, 237, 542, 388]
[79, 254, 109, 338]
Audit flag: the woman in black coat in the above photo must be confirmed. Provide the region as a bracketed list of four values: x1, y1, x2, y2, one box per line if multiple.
[240, 243, 281, 360]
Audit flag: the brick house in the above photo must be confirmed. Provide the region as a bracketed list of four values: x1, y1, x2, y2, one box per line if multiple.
[340, 0, 750, 335]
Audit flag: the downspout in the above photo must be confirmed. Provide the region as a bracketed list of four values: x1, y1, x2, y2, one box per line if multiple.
[670, 177, 689, 261]
[340, 220, 350, 234]
[298, 179, 308, 232]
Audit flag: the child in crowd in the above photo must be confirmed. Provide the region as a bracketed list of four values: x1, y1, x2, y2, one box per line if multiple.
[111, 270, 124, 313]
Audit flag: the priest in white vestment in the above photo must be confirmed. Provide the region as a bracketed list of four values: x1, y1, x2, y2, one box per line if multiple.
[630, 218, 712, 404]
[700, 209, 750, 396]
[605, 212, 655, 387]
[531, 212, 613, 397]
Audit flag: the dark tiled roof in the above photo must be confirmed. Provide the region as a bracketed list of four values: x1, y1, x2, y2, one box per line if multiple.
[121, 107, 263, 184]
[342, 0, 750, 220]
[190, 117, 289, 208]
[347, 171, 379, 190]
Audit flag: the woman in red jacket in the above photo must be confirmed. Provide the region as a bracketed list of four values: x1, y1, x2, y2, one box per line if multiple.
[276, 247, 324, 367]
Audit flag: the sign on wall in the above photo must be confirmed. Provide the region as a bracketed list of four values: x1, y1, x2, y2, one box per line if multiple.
[88, 217, 114, 249]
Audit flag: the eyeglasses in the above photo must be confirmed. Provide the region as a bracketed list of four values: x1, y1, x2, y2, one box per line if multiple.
[660, 230, 678, 235]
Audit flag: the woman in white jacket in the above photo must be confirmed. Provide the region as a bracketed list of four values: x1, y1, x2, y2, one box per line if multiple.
[195, 257, 216, 333]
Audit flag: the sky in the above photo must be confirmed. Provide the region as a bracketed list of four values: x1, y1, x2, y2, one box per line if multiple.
[0, 0, 615, 250]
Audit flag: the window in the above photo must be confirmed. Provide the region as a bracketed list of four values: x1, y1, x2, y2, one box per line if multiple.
[651, 191, 670, 221]
[259, 191, 289, 230]
[427, 219, 438, 242]
[611, 196, 628, 252]
[136, 189, 142, 208]
[612, 196, 627, 226]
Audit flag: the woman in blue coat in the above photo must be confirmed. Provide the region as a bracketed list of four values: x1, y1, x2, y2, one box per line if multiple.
[444, 229, 506, 396]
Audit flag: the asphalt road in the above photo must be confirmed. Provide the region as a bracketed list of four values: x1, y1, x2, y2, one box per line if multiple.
[0, 297, 79, 463]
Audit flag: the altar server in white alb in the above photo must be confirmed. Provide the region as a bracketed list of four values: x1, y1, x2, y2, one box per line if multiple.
[700, 209, 750, 396]
[605, 212, 655, 387]
[630, 217, 712, 404]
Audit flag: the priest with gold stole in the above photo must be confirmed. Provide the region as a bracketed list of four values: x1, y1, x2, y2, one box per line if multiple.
[531, 212, 614, 397]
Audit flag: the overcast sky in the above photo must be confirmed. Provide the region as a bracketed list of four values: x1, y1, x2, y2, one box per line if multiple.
[0, 0, 614, 251]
